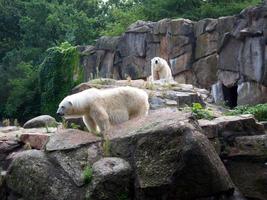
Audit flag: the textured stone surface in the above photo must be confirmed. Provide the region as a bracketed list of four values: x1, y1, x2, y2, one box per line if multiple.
[88, 157, 132, 200]
[6, 150, 85, 200]
[218, 70, 239, 87]
[0, 140, 22, 170]
[20, 133, 49, 150]
[45, 129, 101, 151]
[170, 52, 193, 75]
[227, 135, 267, 157]
[107, 109, 235, 200]
[237, 82, 267, 105]
[211, 82, 225, 104]
[224, 134, 267, 200]
[199, 114, 265, 139]
[195, 32, 218, 59]
[48, 143, 102, 187]
[23, 115, 57, 128]
[193, 54, 218, 89]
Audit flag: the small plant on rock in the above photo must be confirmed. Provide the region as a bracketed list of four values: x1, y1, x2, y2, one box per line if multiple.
[145, 82, 155, 90]
[2, 119, 10, 126]
[191, 103, 213, 120]
[13, 119, 19, 127]
[70, 122, 81, 129]
[103, 138, 111, 157]
[61, 118, 68, 129]
[83, 165, 93, 184]
[227, 103, 267, 121]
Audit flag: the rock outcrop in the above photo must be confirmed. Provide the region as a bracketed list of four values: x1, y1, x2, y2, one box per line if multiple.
[1, 106, 266, 200]
[79, 3, 267, 106]
[1, 109, 241, 200]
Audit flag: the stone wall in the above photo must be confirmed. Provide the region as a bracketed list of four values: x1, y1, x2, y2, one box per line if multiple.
[79, 4, 267, 106]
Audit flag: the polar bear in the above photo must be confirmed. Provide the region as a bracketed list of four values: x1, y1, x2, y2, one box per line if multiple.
[56, 86, 149, 133]
[151, 57, 173, 82]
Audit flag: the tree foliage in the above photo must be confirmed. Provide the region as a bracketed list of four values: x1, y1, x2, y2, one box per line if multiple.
[0, 0, 262, 122]
[39, 42, 83, 117]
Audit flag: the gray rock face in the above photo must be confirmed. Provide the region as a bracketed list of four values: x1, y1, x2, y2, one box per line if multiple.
[193, 54, 218, 88]
[107, 109, 235, 200]
[199, 114, 267, 200]
[227, 159, 267, 200]
[45, 129, 101, 151]
[224, 134, 267, 200]
[45, 129, 103, 187]
[6, 150, 85, 200]
[88, 157, 132, 200]
[79, 3, 267, 105]
[198, 114, 265, 139]
[23, 115, 57, 128]
[237, 82, 267, 105]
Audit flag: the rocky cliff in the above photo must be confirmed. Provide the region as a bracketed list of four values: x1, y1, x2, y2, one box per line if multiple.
[79, 3, 267, 106]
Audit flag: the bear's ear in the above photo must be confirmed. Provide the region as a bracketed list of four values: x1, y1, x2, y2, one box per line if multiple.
[68, 100, 73, 106]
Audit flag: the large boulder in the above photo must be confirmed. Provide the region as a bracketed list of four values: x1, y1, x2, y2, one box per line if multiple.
[6, 150, 85, 200]
[23, 115, 57, 128]
[107, 109, 235, 200]
[45, 129, 102, 187]
[88, 157, 132, 200]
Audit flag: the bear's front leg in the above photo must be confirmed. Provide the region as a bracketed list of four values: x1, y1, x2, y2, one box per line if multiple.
[83, 115, 99, 134]
[90, 107, 110, 132]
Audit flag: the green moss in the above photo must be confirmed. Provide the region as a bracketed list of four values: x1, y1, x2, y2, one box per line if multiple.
[226, 104, 267, 121]
[39, 42, 84, 118]
[83, 165, 93, 184]
[89, 78, 116, 85]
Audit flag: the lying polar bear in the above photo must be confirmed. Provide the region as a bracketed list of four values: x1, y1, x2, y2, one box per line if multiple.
[150, 57, 173, 82]
[57, 86, 149, 133]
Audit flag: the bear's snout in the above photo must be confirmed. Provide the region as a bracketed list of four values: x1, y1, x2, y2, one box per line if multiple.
[57, 112, 64, 116]
[56, 108, 64, 116]
[155, 60, 158, 64]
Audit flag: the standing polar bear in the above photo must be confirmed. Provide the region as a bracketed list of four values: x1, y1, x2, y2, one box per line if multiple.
[57, 86, 149, 133]
[150, 57, 173, 82]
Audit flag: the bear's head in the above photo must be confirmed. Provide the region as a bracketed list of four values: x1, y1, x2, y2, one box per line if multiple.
[56, 97, 74, 117]
[151, 57, 163, 71]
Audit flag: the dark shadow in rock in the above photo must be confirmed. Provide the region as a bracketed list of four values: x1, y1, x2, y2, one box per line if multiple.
[222, 84, 238, 108]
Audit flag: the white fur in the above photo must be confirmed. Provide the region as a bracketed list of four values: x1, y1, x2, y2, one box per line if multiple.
[151, 57, 173, 82]
[57, 86, 149, 133]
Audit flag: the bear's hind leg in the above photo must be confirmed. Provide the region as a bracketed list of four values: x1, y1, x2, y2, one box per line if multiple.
[130, 101, 149, 119]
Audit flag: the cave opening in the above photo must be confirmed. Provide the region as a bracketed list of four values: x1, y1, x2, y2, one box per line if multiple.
[222, 84, 238, 109]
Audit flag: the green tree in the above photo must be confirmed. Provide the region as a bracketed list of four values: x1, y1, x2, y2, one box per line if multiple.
[4, 62, 40, 122]
[39, 42, 83, 117]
